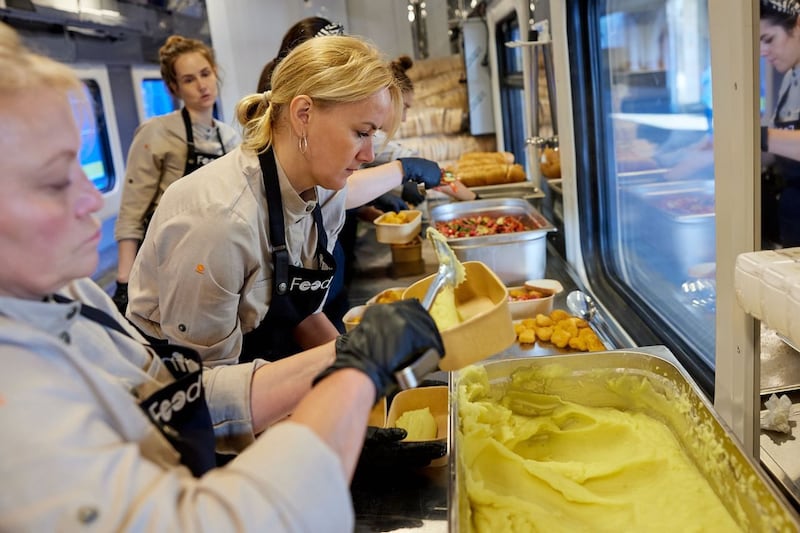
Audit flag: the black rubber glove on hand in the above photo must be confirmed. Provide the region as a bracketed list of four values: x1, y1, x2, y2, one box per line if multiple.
[315, 299, 444, 401]
[399, 157, 441, 189]
[400, 180, 425, 205]
[371, 192, 408, 213]
[111, 282, 128, 315]
[358, 426, 446, 470]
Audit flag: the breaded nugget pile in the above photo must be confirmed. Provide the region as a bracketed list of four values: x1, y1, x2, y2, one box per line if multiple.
[514, 308, 605, 352]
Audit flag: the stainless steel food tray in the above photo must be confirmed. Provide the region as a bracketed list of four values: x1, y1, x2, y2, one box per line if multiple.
[622, 179, 715, 282]
[469, 182, 545, 202]
[429, 198, 556, 285]
[448, 347, 799, 532]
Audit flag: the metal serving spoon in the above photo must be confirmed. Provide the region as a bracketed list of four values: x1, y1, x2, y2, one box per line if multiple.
[566, 290, 596, 322]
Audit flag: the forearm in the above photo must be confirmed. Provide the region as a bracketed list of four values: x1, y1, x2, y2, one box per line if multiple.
[345, 160, 404, 209]
[289, 368, 374, 479]
[249, 340, 337, 431]
[765, 127, 800, 162]
[293, 312, 340, 350]
[116, 239, 139, 282]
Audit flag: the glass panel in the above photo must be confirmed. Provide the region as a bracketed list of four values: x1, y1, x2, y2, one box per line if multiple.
[75, 79, 116, 194]
[597, 0, 715, 365]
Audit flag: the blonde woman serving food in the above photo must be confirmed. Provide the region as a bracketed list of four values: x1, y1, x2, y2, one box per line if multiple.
[112, 35, 240, 312]
[127, 35, 440, 363]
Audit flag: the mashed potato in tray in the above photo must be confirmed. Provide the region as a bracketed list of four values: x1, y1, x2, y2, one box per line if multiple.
[456, 365, 742, 533]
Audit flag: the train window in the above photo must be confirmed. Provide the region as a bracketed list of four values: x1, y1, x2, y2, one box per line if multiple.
[131, 66, 177, 121]
[69, 65, 125, 225]
[139, 78, 176, 119]
[568, 0, 715, 389]
[75, 79, 117, 194]
[131, 66, 178, 121]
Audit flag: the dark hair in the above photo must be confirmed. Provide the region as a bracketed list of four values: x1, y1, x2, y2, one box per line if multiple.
[390, 55, 414, 93]
[256, 17, 340, 93]
[761, 1, 800, 31]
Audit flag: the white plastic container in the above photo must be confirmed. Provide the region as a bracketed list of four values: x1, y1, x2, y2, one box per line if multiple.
[734, 250, 795, 320]
[787, 278, 800, 348]
[374, 210, 422, 244]
[760, 262, 800, 337]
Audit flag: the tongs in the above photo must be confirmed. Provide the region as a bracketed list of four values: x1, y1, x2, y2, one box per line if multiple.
[394, 227, 466, 390]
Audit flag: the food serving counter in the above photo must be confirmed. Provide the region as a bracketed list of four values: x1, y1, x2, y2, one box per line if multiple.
[347, 214, 800, 531]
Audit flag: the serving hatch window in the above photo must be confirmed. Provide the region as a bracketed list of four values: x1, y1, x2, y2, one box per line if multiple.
[569, 0, 716, 390]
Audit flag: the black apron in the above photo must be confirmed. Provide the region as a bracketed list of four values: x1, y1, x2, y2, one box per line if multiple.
[181, 106, 227, 175]
[54, 295, 216, 477]
[771, 83, 800, 246]
[240, 148, 337, 362]
[142, 108, 227, 234]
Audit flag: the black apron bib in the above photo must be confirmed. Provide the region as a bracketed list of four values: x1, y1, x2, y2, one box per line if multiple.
[239, 148, 337, 362]
[181, 107, 227, 175]
[54, 295, 216, 477]
[141, 109, 227, 235]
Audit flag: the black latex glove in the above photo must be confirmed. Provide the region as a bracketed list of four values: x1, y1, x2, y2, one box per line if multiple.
[400, 180, 425, 205]
[359, 426, 446, 470]
[314, 299, 444, 400]
[111, 282, 128, 314]
[371, 192, 408, 213]
[399, 157, 441, 190]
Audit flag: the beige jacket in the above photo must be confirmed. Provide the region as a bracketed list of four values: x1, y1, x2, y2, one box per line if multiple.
[127, 147, 347, 366]
[0, 278, 353, 531]
[114, 110, 240, 242]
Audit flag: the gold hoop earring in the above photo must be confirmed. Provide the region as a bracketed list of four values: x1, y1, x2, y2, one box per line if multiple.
[298, 134, 308, 154]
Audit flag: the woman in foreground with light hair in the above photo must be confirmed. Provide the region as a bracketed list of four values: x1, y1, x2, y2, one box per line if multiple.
[0, 22, 443, 531]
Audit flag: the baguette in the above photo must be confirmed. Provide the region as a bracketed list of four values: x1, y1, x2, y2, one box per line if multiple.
[458, 151, 515, 165]
[454, 162, 527, 187]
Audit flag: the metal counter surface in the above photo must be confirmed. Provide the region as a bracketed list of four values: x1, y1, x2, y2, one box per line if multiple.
[347, 216, 800, 527]
[759, 326, 800, 512]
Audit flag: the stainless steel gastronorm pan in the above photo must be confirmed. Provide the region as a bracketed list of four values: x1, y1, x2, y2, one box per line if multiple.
[623, 179, 715, 280]
[468, 182, 545, 203]
[429, 198, 556, 285]
[448, 347, 799, 532]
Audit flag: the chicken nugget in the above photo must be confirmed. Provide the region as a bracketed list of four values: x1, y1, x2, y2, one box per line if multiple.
[550, 309, 570, 322]
[587, 338, 606, 352]
[551, 328, 571, 348]
[568, 336, 587, 351]
[518, 328, 536, 344]
[535, 326, 553, 342]
[535, 314, 553, 327]
[556, 319, 578, 338]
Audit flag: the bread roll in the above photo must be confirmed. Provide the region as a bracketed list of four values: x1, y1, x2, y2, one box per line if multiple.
[455, 164, 509, 187]
[540, 147, 561, 179]
[459, 151, 515, 165]
[454, 160, 527, 187]
[507, 163, 526, 183]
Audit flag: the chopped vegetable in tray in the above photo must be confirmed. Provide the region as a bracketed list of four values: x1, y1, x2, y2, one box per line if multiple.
[434, 215, 530, 239]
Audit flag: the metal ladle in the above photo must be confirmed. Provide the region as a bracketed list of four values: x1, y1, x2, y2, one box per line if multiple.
[566, 290, 596, 322]
[394, 228, 465, 390]
[566, 290, 612, 349]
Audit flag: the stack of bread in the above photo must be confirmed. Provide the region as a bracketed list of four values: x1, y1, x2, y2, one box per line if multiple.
[447, 151, 526, 187]
[393, 55, 498, 162]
